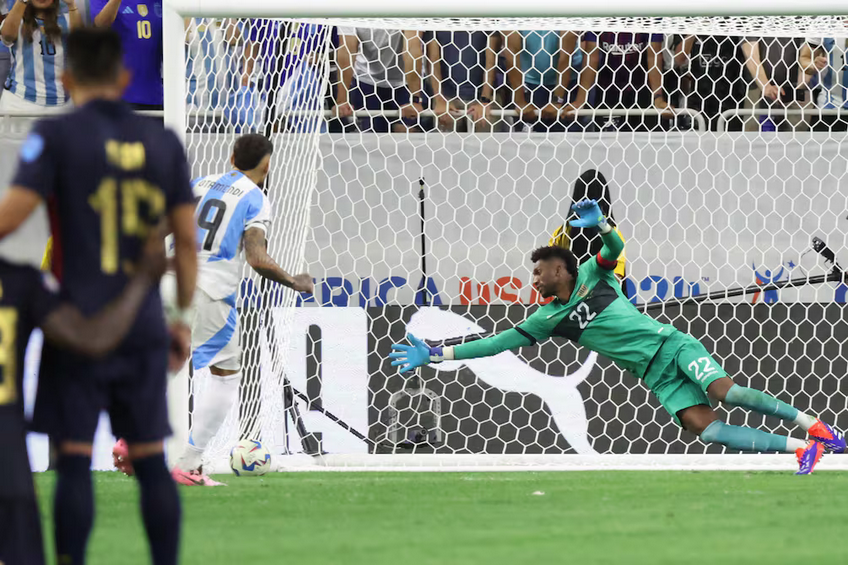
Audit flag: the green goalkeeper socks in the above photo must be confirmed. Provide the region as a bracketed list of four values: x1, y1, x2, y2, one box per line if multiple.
[724, 384, 816, 429]
[700, 420, 804, 453]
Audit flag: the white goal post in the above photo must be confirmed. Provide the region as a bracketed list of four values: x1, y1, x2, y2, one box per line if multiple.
[163, 0, 848, 472]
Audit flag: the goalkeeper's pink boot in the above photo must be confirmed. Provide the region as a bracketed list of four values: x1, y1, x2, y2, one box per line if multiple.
[171, 466, 226, 487]
[112, 439, 134, 476]
[796, 440, 825, 475]
[808, 419, 846, 454]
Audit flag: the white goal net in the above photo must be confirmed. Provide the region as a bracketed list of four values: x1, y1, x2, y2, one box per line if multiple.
[175, 14, 848, 471]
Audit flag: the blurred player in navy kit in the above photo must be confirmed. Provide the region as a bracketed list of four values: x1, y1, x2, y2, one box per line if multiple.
[0, 27, 197, 565]
[0, 229, 167, 565]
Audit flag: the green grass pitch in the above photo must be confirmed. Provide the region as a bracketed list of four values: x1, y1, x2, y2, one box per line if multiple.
[34, 470, 848, 564]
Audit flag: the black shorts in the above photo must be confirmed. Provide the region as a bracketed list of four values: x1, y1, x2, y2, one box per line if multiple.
[0, 496, 44, 565]
[32, 345, 171, 444]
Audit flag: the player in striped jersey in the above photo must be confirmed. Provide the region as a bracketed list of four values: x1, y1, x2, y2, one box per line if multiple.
[0, 0, 81, 113]
[165, 134, 314, 485]
[0, 3, 11, 98]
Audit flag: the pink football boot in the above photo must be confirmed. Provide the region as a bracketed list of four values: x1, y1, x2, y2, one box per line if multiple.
[112, 439, 134, 476]
[171, 466, 226, 487]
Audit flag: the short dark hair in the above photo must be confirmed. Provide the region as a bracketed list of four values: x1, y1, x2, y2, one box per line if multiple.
[233, 134, 274, 171]
[66, 27, 124, 86]
[530, 246, 579, 279]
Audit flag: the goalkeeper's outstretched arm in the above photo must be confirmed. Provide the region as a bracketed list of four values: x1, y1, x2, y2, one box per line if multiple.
[390, 329, 534, 373]
[597, 217, 625, 265]
[570, 197, 624, 266]
[391, 198, 625, 374]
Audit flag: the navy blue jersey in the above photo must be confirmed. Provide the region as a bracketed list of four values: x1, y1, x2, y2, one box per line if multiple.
[11, 100, 193, 351]
[0, 259, 61, 497]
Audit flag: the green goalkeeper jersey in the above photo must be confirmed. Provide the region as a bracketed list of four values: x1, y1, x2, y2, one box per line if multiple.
[452, 250, 678, 379]
[517, 258, 677, 378]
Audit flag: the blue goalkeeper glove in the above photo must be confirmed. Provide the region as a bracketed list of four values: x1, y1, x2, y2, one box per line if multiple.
[569, 199, 608, 230]
[389, 333, 444, 374]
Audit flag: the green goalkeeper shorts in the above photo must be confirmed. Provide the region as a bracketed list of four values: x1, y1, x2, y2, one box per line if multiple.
[643, 332, 727, 426]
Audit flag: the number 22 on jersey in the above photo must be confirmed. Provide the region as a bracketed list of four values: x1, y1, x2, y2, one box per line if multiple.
[569, 302, 597, 329]
[688, 357, 718, 382]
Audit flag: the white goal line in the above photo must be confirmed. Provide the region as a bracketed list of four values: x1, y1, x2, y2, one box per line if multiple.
[202, 454, 848, 473]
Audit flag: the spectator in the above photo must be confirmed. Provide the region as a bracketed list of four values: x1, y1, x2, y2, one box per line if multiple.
[423, 29, 497, 132]
[334, 27, 418, 133]
[0, 0, 81, 114]
[240, 18, 282, 132]
[740, 37, 809, 131]
[91, 0, 162, 110]
[800, 37, 848, 131]
[186, 18, 241, 114]
[0, 5, 10, 100]
[244, 21, 332, 133]
[506, 30, 581, 132]
[674, 35, 748, 131]
[575, 31, 670, 131]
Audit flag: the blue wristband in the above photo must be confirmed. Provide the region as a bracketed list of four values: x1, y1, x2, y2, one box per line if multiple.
[429, 346, 444, 363]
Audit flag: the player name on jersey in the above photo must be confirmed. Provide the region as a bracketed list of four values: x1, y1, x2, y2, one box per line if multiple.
[195, 177, 248, 198]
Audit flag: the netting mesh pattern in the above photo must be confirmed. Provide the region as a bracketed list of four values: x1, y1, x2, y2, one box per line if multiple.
[178, 16, 848, 467]
[184, 18, 330, 462]
[300, 16, 848, 37]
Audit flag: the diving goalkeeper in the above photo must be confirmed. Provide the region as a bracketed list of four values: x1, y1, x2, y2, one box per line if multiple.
[390, 199, 844, 475]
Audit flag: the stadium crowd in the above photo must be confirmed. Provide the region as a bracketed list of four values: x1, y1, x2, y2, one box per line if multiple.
[1, 3, 847, 133]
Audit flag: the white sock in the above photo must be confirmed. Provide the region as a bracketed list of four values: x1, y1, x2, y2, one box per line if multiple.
[178, 444, 204, 472]
[793, 412, 817, 432]
[177, 371, 240, 471]
[786, 437, 808, 452]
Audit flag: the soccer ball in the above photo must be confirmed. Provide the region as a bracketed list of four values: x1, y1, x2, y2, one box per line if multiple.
[229, 439, 272, 476]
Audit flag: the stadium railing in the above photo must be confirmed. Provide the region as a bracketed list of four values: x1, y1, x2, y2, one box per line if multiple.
[0, 108, 709, 132]
[716, 108, 848, 133]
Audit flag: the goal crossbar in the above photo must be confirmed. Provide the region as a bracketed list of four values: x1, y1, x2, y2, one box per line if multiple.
[164, 0, 848, 19]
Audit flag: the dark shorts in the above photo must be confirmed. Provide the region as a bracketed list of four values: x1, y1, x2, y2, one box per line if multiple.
[32, 345, 171, 444]
[0, 496, 45, 565]
[348, 79, 413, 132]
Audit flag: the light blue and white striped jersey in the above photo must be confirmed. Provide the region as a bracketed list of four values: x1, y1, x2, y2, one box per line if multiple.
[0, 9, 70, 106]
[0, 1, 10, 60]
[193, 170, 273, 300]
[806, 37, 848, 109]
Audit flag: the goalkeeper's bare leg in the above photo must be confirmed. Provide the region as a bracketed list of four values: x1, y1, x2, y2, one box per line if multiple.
[677, 376, 842, 474]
